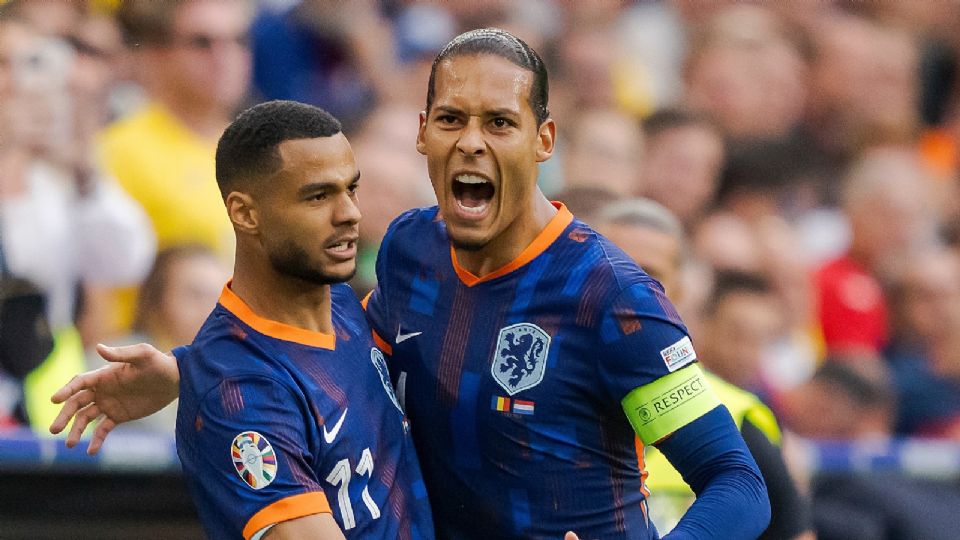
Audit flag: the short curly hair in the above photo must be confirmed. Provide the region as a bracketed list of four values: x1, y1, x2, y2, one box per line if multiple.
[215, 100, 342, 197]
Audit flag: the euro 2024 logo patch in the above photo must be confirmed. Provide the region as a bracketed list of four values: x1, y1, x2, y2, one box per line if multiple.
[231, 431, 278, 490]
[491, 323, 551, 396]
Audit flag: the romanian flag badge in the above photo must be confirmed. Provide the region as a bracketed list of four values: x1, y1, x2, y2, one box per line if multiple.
[491, 396, 511, 412]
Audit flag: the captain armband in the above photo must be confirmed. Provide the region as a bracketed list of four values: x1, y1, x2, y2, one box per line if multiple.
[621, 364, 721, 446]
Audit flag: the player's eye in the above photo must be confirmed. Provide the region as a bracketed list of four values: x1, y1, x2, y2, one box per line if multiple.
[491, 117, 515, 129]
[348, 183, 359, 195]
[437, 114, 458, 124]
[309, 192, 327, 201]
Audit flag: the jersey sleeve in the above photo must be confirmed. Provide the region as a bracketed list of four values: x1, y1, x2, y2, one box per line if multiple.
[596, 282, 720, 445]
[179, 375, 330, 540]
[656, 406, 770, 540]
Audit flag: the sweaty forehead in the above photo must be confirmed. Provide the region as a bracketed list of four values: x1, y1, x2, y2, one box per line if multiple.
[434, 54, 533, 112]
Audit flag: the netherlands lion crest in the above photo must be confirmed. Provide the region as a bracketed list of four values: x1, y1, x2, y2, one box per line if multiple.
[491, 323, 551, 395]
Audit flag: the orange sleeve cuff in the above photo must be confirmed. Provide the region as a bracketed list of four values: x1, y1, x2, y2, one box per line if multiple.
[243, 491, 331, 540]
[372, 329, 393, 355]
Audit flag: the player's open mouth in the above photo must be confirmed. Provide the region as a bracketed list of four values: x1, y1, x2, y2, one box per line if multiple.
[452, 174, 495, 219]
[325, 239, 357, 260]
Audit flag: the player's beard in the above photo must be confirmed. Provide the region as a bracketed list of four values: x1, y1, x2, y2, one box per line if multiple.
[267, 238, 356, 286]
[449, 235, 486, 252]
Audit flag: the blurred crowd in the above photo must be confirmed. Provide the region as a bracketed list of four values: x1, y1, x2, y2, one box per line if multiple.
[1, 0, 959, 536]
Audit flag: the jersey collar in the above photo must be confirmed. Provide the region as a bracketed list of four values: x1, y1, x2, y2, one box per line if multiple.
[450, 202, 573, 287]
[218, 281, 336, 350]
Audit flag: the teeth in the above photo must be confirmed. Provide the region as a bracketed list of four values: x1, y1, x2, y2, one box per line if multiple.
[457, 200, 489, 215]
[329, 241, 352, 252]
[455, 174, 489, 185]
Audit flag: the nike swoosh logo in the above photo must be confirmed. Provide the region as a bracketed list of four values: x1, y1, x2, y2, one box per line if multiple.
[396, 326, 422, 344]
[322, 408, 348, 444]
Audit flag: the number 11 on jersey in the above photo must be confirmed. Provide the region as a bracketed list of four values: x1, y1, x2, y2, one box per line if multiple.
[325, 447, 382, 530]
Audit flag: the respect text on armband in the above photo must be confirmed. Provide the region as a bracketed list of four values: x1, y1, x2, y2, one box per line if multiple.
[633, 373, 707, 427]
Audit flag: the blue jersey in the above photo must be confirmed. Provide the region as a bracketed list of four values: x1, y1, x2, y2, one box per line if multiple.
[365, 203, 705, 539]
[175, 283, 434, 540]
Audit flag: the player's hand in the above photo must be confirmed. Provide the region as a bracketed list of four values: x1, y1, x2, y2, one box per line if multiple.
[49, 343, 180, 454]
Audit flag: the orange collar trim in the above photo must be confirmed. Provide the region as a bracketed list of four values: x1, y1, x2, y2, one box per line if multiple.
[451, 202, 573, 287]
[218, 282, 335, 350]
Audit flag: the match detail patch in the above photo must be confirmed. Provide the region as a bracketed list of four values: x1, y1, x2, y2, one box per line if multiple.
[231, 431, 278, 490]
[660, 336, 697, 372]
[621, 365, 720, 445]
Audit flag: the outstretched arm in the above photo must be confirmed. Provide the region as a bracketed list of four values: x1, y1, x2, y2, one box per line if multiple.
[49, 343, 180, 454]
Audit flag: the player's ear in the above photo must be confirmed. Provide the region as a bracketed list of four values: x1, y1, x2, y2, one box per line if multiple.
[416, 111, 428, 155]
[535, 118, 556, 163]
[226, 191, 259, 235]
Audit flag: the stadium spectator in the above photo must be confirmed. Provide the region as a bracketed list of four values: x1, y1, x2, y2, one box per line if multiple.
[696, 270, 786, 402]
[639, 107, 725, 230]
[130, 245, 229, 354]
[100, 0, 253, 259]
[560, 107, 644, 196]
[94, 0, 253, 338]
[695, 212, 820, 390]
[814, 146, 940, 357]
[801, 11, 922, 190]
[683, 4, 807, 142]
[250, 0, 400, 132]
[0, 12, 155, 430]
[885, 247, 960, 439]
[782, 359, 894, 441]
[552, 22, 619, 116]
[779, 361, 960, 540]
[84, 245, 228, 434]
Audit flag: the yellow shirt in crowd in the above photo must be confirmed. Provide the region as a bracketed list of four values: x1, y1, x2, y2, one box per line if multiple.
[98, 102, 233, 255]
[96, 103, 234, 332]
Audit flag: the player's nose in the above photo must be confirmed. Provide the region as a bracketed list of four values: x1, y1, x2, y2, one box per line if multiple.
[334, 190, 361, 225]
[456, 119, 486, 156]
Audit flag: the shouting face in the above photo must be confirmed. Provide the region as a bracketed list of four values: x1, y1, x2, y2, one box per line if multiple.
[417, 53, 555, 258]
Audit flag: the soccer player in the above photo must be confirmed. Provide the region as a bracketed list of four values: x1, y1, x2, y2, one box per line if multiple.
[52, 30, 768, 539]
[55, 100, 435, 539]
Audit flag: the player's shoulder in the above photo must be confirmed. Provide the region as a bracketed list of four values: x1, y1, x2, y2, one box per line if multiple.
[179, 306, 296, 391]
[568, 219, 658, 292]
[378, 205, 446, 268]
[383, 205, 442, 243]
